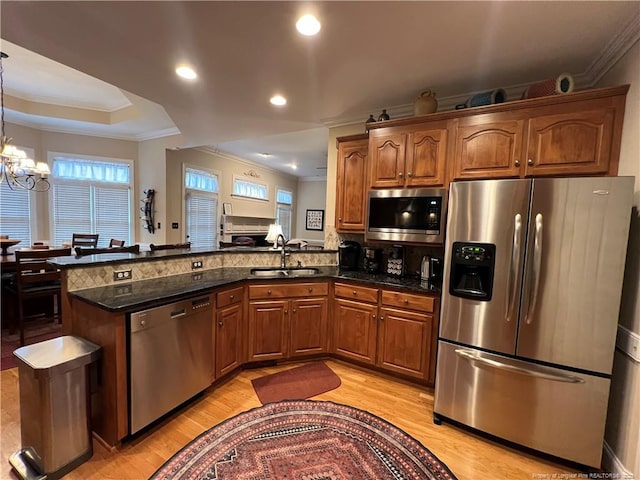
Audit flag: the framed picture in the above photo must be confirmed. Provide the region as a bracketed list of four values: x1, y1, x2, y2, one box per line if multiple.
[223, 203, 233, 215]
[306, 209, 324, 231]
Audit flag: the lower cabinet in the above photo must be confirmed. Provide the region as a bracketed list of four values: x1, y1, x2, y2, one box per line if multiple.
[332, 282, 439, 383]
[248, 282, 329, 361]
[214, 286, 244, 380]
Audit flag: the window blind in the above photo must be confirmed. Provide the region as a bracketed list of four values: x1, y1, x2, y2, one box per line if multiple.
[52, 182, 92, 246]
[95, 186, 131, 247]
[233, 178, 268, 200]
[0, 181, 32, 244]
[186, 193, 218, 249]
[276, 205, 292, 239]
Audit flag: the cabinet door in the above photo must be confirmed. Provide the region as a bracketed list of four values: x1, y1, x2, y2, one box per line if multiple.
[336, 138, 368, 232]
[332, 298, 378, 365]
[215, 303, 243, 379]
[248, 300, 288, 361]
[377, 307, 433, 381]
[525, 107, 615, 176]
[405, 124, 447, 187]
[452, 117, 526, 180]
[290, 297, 328, 357]
[369, 133, 406, 188]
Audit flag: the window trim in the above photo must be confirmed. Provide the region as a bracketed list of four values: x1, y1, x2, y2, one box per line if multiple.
[47, 152, 135, 245]
[231, 175, 269, 202]
[182, 163, 220, 247]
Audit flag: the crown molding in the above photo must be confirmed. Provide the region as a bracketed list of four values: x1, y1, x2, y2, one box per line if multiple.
[195, 146, 299, 181]
[579, 11, 640, 87]
[323, 12, 640, 130]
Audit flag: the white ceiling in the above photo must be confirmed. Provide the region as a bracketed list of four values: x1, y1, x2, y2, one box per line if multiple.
[1, 1, 639, 179]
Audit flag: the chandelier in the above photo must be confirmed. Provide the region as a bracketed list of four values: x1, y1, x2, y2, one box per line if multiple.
[0, 51, 50, 191]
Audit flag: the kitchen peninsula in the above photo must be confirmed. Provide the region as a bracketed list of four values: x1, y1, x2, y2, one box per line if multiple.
[50, 247, 441, 448]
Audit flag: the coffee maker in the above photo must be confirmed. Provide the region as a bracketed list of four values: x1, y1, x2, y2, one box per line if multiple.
[363, 247, 382, 273]
[338, 241, 360, 270]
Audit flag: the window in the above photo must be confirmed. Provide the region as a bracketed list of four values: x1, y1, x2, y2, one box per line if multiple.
[50, 155, 132, 247]
[0, 181, 32, 245]
[0, 146, 36, 244]
[276, 188, 293, 240]
[233, 177, 268, 201]
[185, 167, 219, 249]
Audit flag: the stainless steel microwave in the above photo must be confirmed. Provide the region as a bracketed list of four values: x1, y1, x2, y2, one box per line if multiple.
[366, 188, 448, 244]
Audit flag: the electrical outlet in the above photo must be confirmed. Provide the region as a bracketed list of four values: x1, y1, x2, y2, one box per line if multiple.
[113, 269, 132, 281]
[192, 260, 203, 270]
[172, 222, 179, 229]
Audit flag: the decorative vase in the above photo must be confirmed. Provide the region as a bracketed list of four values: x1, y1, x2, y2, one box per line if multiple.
[413, 90, 438, 115]
[365, 114, 376, 132]
[377, 109, 390, 121]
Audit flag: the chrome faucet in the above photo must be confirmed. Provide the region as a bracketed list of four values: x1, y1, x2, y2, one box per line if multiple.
[277, 234, 289, 268]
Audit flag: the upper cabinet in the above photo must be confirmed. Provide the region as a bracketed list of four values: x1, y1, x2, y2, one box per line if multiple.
[369, 121, 448, 188]
[362, 85, 628, 185]
[335, 134, 369, 232]
[449, 86, 627, 181]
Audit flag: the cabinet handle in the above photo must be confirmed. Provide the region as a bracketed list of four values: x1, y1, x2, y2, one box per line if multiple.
[285, 309, 288, 314]
[218, 321, 223, 327]
[229, 294, 234, 300]
[352, 290, 357, 295]
[528, 159, 534, 166]
[372, 314, 376, 319]
[398, 172, 404, 177]
[380, 315, 384, 321]
[403, 299, 409, 304]
[267, 290, 272, 295]
[308, 287, 313, 293]
[338, 217, 342, 221]
[293, 309, 297, 313]
[514, 160, 520, 167]
[407, 172, 412, 177]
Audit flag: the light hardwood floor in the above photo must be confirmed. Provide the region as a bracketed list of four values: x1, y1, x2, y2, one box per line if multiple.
[1, 360, 580, 480]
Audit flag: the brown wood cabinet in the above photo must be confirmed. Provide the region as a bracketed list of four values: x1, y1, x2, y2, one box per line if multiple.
[248, 282, 329, 361]
[377, 290, 438, 382]
[368, 121, 448, 189]
[332, 282, 439, 382]
[335, 134, 369, 232]
[214, 286, 244, 379]
[449, 86, 627, 180]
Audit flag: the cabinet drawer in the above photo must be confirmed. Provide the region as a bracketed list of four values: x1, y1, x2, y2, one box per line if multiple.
[216, 286, 243, 308]
[334, 282, 379, 303]
[381, 290, 436, 313]
[249, 282, 328, 299]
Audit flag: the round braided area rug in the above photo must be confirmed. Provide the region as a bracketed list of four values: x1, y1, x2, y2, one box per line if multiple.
[151, 400, 457, 480]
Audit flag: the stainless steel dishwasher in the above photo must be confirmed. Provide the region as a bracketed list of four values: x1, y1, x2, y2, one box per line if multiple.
[129, 295, 212, 434]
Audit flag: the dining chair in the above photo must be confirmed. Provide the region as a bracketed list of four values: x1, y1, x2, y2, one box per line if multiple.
[74, 245, 140, 256]
[10, 247, 72, 346]
[149, 242, 191, 251]
[109, 239, 125, 247]
[72, 233, 99, 248]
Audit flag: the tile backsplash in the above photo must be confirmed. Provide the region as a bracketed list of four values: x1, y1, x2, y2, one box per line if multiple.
[66, 251, 338, 291]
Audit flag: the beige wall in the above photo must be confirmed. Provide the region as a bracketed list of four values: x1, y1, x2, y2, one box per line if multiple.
[598, 38, 640, 476]
[295, 179, 327, 242]
[165, 148, 299, 244]
[137, 135, 182, 244]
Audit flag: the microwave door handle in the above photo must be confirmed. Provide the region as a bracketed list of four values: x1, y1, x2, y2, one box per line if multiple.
[524, 213, 543, 325]
[505, 213, 522, 323]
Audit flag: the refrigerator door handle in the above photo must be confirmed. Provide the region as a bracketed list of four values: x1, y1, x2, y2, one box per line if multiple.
[525, 213, 543, 325]
[505, 213, 523, 323]
[454, 349, 585, 384]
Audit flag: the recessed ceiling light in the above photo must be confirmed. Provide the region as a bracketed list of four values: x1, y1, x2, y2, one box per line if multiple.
[296, 14, 321, 36]
[270, 95, 287, 106]
[176, 65, 197, 80]
[289, 164, 298, 170]
[258, 152, 272, 157]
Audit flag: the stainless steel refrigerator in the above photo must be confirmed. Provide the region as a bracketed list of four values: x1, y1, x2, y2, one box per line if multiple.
[434, 176, 634, 468]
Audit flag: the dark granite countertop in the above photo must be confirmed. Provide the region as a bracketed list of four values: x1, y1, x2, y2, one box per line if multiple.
[50, 247, 337, 269]
[69, 266, 441, 312]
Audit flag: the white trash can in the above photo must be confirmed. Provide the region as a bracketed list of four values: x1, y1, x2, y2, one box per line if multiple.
[9, 335, 101, 480]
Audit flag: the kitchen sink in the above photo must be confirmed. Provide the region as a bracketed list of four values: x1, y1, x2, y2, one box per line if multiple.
[250, 267, 320, 277]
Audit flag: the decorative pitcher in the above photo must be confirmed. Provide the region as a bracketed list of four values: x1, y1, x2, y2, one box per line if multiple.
[414, 90, 438, 115]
